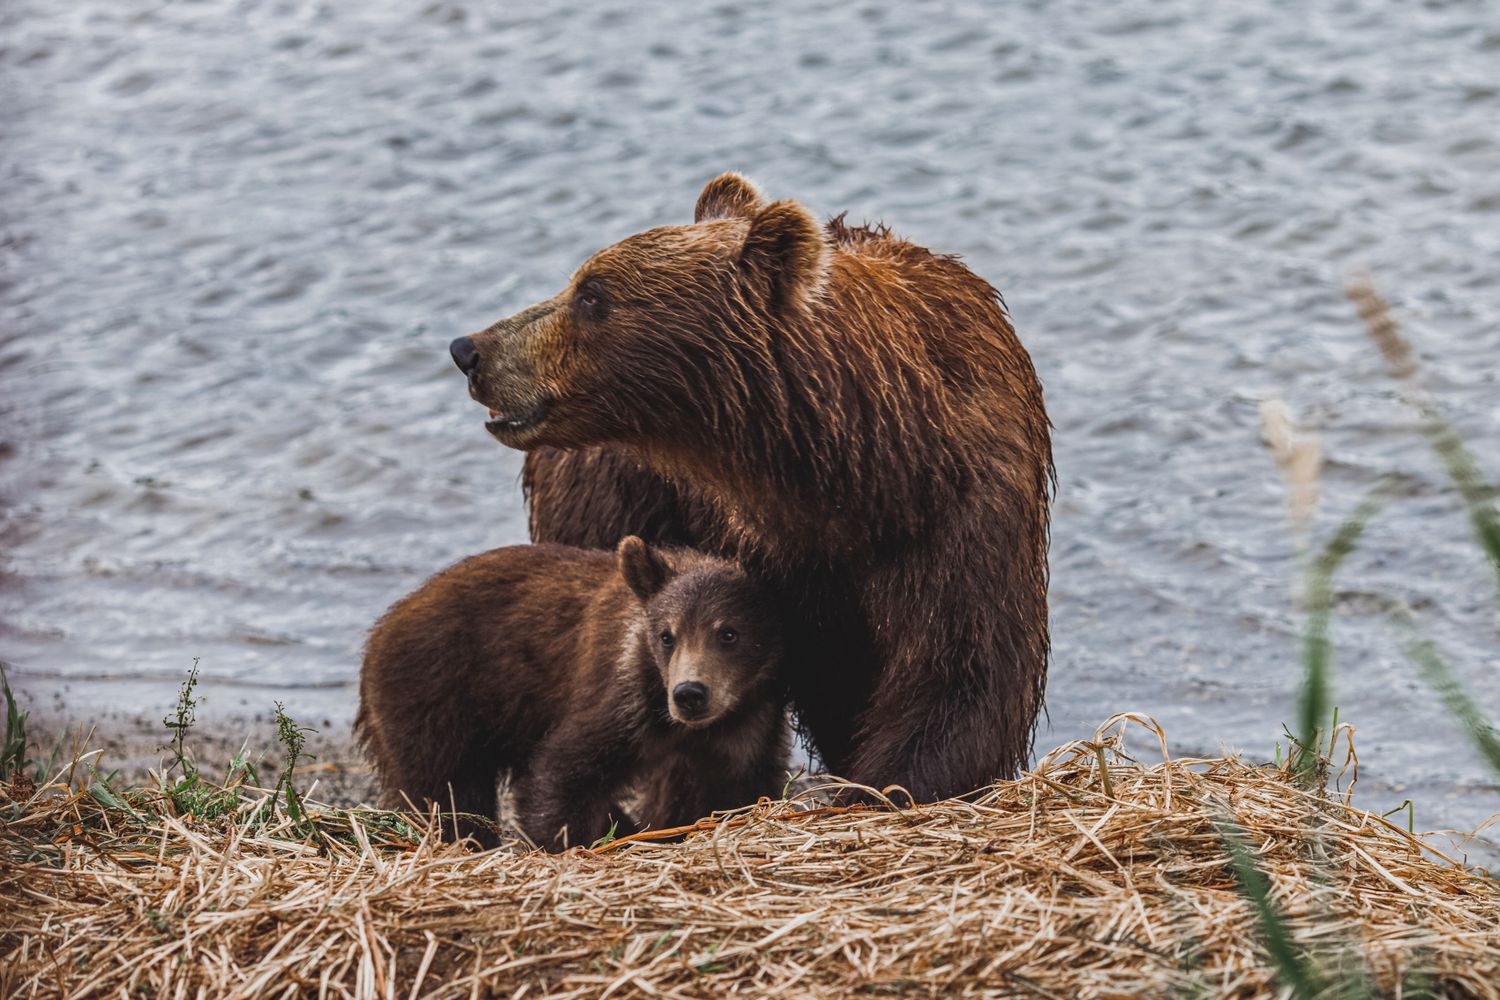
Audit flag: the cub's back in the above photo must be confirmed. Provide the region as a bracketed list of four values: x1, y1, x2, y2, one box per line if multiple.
[359, 544, 620, 739]
[369, 543, 615, 648]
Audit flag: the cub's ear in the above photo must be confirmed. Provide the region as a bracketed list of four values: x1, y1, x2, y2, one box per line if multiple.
[617, 535, 673, 603]
[740, 199, 830, 312]
[694, 172, 765, 222]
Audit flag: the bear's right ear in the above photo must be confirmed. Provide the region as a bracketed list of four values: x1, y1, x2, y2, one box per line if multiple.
[617, 535, 673, 603]
[694, 172, 765, 222]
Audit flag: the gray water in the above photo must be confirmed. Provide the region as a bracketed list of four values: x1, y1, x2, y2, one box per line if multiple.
[3, 0, 1498, 852]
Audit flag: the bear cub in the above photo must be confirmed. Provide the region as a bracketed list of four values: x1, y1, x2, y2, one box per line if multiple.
[357, 536, 789, 851]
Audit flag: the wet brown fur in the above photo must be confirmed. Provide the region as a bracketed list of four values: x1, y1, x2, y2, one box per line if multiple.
[356, 538, 789, 850]
[462, 173, 1053, 802]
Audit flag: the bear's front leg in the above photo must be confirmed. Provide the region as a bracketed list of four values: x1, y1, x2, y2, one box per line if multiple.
[509, 731, 638, 851]
[441, 757, 505, 848]
[634, 729, 788, 833]
[839, 646, 1036, 805]
[372, 742, 503, 848]
[630, 758, 715, 833]
[839, 530, 1046, 803]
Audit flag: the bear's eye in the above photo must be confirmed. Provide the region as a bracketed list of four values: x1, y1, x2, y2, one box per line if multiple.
[717, 627, 738, 646]
[575, 280, 608, 321]
[660, 630, 674, 648]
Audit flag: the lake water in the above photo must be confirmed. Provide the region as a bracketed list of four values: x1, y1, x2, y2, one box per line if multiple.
[3, 0, 1498, 854]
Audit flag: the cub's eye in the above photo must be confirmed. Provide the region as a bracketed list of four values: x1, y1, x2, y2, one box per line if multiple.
[660, 630, 674, 648]
[716, 627, 738, 646]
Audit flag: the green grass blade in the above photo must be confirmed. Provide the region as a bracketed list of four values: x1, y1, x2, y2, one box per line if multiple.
[1415, 412, 1500, 591]
[1396, 617, 1500, 779]
[1297, 485, 1388, 781]
[284, 783, 304, 825]
[85, 764, 144, 821]
[591, 819, 620, 849]
[2, 663, 32, 783]
[37, 731, 66, 786]
[1350, 282, 1500, 595]
[1217, 820, 1325, 999]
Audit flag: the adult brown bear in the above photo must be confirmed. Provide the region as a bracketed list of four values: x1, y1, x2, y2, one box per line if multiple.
[449, 173, 1052, 802]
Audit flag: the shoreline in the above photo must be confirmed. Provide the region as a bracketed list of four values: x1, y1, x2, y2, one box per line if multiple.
[22, 705, 379, 809]
[13, 674, 1499, 870]
[7, 721, 1499, 997]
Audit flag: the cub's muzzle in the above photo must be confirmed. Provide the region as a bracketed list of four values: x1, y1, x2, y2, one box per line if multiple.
[672, 681, 709, 721]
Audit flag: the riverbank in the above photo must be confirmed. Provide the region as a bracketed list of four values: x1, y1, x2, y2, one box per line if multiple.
[4, 715, 1498, 998]
[20, 718, 377, 816]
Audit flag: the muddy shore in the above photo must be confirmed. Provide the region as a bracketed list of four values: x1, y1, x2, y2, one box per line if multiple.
[22, 704, 378, 809]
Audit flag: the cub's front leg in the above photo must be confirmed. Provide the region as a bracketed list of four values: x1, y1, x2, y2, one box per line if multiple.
[510, 729, 639, 852]
[634, 735, 788, 834]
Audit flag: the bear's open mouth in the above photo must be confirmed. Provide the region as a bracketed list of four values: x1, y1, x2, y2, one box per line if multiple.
[483, 397, 553, 436]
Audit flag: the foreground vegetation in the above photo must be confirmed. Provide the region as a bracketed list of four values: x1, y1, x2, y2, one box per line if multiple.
[2, 283, 1498, 997]
[2, 704, 1497, 998]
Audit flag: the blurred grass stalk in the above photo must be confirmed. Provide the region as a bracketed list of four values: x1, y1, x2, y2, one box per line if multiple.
[1262, 282, 1500, 786]
[1296, 485, 1386, 783]
[1397, 617, 1500, 777]
[1345, 279, 1500, 783]
[1217, 819, 1331, 1000]
[1235, 280, 1500, 997]
[1349, 279, 1500, 593]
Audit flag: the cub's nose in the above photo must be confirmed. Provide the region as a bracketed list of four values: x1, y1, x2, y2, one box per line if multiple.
[449, 336, 480, 376]
[672, 681, 709, 719]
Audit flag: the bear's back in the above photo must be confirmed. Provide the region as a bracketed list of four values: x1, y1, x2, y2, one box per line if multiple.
[362, 543, 622, 707]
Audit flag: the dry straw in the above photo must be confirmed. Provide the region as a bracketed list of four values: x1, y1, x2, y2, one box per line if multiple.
[3, 714, 1498, 998]
[1259, 395, 1322, 536]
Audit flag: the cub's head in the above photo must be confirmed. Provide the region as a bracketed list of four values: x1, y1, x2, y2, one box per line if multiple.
[614, 535, 782, 728]
[450, 172, 829, 451]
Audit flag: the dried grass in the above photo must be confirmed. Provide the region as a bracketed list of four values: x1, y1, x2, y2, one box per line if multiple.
[1260, 395, 1323, 534]
[3, 715, 1498, 999]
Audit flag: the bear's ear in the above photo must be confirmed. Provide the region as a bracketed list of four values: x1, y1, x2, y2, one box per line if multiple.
[617, 535, 673, 603]
[694, 172, 765, 222]
[740, 199, 830, 312]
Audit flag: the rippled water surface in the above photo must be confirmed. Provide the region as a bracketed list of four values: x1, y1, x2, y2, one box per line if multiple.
[3, 1, 1498, 842]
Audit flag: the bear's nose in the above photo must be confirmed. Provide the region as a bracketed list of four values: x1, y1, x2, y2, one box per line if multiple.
[672, 681, 709, 718]
[449, 336, 480, 376]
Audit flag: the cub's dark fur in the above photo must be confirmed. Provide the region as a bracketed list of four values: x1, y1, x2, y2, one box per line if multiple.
[357, 537, 788, 850]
